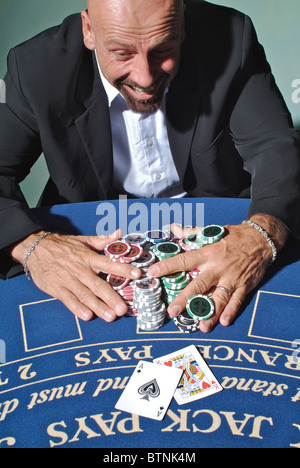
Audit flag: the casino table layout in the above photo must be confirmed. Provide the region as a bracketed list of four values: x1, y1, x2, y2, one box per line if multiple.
[0, 198, 299, 449]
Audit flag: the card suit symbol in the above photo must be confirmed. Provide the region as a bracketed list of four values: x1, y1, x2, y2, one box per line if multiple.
[164, 361, 173, 367]
[138, 379, 160, 401]
[202, 381, 211, 390]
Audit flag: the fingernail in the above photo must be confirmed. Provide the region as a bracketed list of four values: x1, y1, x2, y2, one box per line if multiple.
[131, 269, 141, 278]
[148, 265, 160, 277]
[104, 310, 115, 321]
[223, 316, 231, 326]
[81, 310, 93, 321]
[203, 319, 213, 332]
[116, 303, 127, 316]
[168, 304, 181, 317]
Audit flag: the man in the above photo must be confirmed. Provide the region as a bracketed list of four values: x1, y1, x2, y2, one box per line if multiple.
[0, 0, 299, 333]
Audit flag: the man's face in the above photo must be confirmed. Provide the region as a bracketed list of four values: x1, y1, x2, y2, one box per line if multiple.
[82, 0, 185, 113]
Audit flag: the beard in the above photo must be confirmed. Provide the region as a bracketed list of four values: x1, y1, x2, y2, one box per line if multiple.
[115, 74, 170, 114]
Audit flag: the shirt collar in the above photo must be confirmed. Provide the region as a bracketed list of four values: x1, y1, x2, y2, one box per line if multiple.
[95, 50, 120, 107]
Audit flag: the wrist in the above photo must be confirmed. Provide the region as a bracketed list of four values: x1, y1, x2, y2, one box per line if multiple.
[10, 231, 48, 264]
[242, 220, 277, 264]
[247, 214, 289, 252]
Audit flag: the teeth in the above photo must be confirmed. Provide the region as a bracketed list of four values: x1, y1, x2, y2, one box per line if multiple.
[133, 87, 146, 95]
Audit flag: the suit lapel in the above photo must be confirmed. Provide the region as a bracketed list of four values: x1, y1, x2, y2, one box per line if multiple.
[75, 50, 114, 199]
[166, 78, 200, 183]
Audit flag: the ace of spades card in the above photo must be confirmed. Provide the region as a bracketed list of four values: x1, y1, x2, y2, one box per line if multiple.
[115, 361, 183, 421]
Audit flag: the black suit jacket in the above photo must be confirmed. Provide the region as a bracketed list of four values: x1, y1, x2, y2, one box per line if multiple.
[1, 0, 300, 278]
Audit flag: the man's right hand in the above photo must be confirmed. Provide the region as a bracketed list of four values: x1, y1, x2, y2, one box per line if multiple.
[11, 230, 141, 322]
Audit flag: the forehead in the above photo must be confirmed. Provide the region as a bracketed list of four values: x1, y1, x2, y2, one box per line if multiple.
[88, 0, 183, 42]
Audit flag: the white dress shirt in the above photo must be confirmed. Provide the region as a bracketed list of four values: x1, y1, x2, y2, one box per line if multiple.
[95, 52, 186, 199]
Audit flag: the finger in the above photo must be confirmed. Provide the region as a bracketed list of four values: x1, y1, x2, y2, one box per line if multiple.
[170, 223, 202, 238]
[55, 286, 118, 322]
[79, 229, 122, 251]
[167, 271, 217, 317]
[199, 285, 246, 333]
[89, 253, 141, 279]
[148, 250, 205, 278]
[219, 287, 246, 327]
[79, 272, 128, 317]
[199, 284, 233, 333]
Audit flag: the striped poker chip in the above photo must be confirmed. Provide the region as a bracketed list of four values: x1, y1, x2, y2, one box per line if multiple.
[153, 242, 181, 258]
[134, 277, 160, 294]
[198, 225, 225, 244]
[104, 240, 131, 258]
[145, 230, 169, 244]
[131, 250, 156, 268]
[186, 294, 215, 321]
[123, 233, 147, 245]
[162, 271, 186, 284]
[106, 274, 130, 290]
[115, 243, 144, 263]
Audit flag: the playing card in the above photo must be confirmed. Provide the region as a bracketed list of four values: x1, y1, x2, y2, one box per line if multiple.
[115, 360, 183, 420]
[154, 345, 223, 405]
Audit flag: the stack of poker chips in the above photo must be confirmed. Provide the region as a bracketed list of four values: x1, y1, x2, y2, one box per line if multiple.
[161, 271, 190, 305]
[133, 277, 167, 331]
[103, 225, 225, 331]
[104, 238, 148, 316]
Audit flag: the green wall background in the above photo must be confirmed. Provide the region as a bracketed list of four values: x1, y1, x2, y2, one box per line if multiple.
[1, 0, 299, 207]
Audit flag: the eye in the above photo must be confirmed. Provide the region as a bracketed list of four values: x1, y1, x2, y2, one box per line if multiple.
[112, 50, 134, 60]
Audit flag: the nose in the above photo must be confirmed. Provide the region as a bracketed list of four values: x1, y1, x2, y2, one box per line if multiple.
[130, 53, 156, 89]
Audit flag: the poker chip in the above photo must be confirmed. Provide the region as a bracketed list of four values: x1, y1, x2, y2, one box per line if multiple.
[198, 225, 225, 244]
[134, 277, 161, 294]
[104, 240, 131, 258]
[153, 241, 181, 259]
[186, 294, 215, 321]
[162, 271, 186, 284]
[145, 230, 169, 244]
[106, 274, 130, 290]
[115, 243, 143, 263]
[131, 250, 155, 268]
[184, 233, 205, 249]
[123, 233, 147, 246]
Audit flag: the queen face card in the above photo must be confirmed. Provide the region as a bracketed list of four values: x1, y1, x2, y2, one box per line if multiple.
[154, 345, 223, 405]
[115, 360, 183, 421]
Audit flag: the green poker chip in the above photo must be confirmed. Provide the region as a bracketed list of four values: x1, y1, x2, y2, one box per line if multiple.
[154, 241, 181, 258]
[162, 271, 186, 284]
[186, 294, 215, 321]
[198, 225, 225, 244]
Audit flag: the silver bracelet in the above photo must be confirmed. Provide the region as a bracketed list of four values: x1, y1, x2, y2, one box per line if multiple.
[242, 220, 277, 264]
[23, 232, 52, 280]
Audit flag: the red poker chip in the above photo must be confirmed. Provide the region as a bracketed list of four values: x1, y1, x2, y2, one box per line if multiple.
[106, 274, 130, 290]
[104, 240, 131, 258]
[113, 243, 144, 263]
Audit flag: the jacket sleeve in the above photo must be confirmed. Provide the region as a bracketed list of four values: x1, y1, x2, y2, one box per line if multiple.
[0, 48, 45, 279]
[229, 15, 300, 239]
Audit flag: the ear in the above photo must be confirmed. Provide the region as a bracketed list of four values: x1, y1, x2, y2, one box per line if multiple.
[81, 10, 96, 50]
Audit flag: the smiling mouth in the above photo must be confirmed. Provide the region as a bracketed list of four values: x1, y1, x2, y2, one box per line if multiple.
[125, 84, 157, 100]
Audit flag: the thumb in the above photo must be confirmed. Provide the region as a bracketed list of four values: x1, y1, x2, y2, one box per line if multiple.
[81, 229, 123, 250]
[171, 223, 202, 238]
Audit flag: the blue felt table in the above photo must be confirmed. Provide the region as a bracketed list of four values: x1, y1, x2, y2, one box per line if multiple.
[0, 198, 299, 449]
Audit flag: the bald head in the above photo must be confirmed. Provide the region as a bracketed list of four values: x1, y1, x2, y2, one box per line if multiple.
[82, 0, 185, 113]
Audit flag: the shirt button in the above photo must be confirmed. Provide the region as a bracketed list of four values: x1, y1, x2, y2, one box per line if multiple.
[155, 173, 162, 180]
[146, 139, 154, 147]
